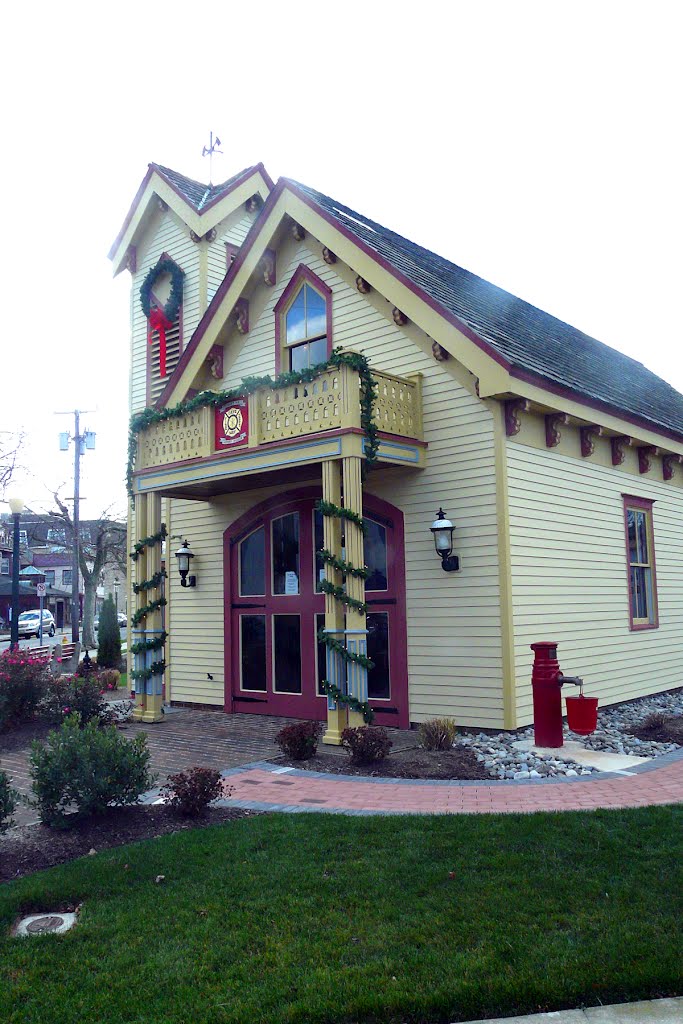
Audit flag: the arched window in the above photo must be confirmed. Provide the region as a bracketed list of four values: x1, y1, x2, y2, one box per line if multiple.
[274, 265, 332, 373]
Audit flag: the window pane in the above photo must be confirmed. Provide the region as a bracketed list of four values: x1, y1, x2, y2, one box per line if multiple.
[308, 337, 327, 366]
[627, 510, 637, 563]
[286, 291, 306, 344]
[636, 511, 649, 564]
[289, 342, 308, 373]
[273, 615, 302, 693]
[631, 566, 649, 620]
[272, 513, 299, 595]
[241, 616, 266, 691]
[305, 285, 326, 337]
[365, 519, 388, 591]
[314, 510, 325, 592]
[316, 613, 327, 694]
[367, 613, 390, 699]
[240, 526, 265, 596]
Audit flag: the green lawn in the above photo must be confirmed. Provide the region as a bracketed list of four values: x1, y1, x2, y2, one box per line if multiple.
[1, 807, 681, 1024]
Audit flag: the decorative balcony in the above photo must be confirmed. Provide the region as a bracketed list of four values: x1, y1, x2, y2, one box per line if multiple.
[134, 364, 424, 493]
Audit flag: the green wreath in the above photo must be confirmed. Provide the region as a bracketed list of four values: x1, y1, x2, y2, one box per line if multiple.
[140, 258, 185, 321]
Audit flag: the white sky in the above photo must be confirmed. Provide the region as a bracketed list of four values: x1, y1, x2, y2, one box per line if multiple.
[0, 1, 680, 517]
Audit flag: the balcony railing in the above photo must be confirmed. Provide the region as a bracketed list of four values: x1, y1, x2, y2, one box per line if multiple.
[136, 365, 423, 473]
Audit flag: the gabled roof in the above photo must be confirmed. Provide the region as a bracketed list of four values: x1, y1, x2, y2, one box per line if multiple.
[289, 181, 683, 439]
[108, 162, 274, 273]
[153, 165, 253, 211]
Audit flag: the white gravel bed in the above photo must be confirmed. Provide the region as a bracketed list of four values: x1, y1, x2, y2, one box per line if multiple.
[457, 689, 682, 780]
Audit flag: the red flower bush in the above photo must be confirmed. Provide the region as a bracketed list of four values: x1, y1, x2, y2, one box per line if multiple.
[0, 648, 50, 730]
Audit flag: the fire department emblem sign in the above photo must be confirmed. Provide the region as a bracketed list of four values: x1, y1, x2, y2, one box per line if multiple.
[214, 397, 249, 450]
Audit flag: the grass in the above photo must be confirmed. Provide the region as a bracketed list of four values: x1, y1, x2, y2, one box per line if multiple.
[0, 807, 681, 1024]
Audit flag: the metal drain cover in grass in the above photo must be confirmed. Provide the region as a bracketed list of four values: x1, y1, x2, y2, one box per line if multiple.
[13, 912, 77, 938]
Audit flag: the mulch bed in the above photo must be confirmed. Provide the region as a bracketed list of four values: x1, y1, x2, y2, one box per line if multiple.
[629, 713, 683, 745]
[0, 805, 257, 885]
[277, 744, 493, 780]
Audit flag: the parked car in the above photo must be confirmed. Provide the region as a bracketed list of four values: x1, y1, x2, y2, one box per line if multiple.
[117, 612, 127, 628]
[17, 609, 56, 638]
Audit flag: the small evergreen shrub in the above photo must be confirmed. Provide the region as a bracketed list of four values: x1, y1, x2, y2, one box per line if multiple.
[161, 767, 226, 817]
[419, 717, 458, 751]
[97, 596, 122, 670]
[0, 648, 50, 730]
[0, 770, 18, 833]
[98, 668, 121, 691]
[42, 675, 114, 728]
[276, 721, 323, 760]
[28, 714, 154, 828]
[341, 726, 392, 765]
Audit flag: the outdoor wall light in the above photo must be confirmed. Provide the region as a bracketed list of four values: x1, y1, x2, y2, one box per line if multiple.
[430, 508, 460, 572]
[175, 539, 196, 588]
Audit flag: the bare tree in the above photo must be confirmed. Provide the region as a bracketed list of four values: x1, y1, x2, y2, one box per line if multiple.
[0, 431, 25, 496]
[51, 494, 127, 650]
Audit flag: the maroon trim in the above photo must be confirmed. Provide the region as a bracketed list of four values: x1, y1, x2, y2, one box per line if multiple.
[511, 366, 683, 448]
[223, 486, 409, 727]
[225, 242, 239, 269]
[611, 435, 631, 466]
[545, 412, 568, 448]
[273, 264, 333, 374]
[109, 163, 273, 263]
[622, 494, 659, 631]
[504, 398, 529, 437]
[638, 446, 657, 474]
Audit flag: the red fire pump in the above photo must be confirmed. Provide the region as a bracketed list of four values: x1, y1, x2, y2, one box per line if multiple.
[530, 642, 599, 748]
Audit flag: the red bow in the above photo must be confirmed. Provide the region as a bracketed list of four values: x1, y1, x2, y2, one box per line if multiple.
[148, 307, 173, 378]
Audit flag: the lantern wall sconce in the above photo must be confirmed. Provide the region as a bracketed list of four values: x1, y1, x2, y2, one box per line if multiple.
[430, 508, 460, 572]
[175, 539, 197, 588]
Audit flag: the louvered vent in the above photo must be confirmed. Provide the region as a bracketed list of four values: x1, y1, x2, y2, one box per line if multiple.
[149, 315, 181, 404]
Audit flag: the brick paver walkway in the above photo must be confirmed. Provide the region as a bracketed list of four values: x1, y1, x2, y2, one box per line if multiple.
[220, 752, 683, 815]
[3, 706, 682, 825]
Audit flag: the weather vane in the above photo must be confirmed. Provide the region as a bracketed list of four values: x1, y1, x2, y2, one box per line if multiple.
[202, 131, 223, 184]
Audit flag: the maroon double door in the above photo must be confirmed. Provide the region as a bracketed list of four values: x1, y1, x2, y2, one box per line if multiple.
[224, 489, 408, 728]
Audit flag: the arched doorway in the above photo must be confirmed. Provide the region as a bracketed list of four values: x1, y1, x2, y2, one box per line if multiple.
[224, 488, 408, 728]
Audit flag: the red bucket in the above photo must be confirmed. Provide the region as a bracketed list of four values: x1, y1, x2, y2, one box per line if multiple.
[565, 695, 598, 735]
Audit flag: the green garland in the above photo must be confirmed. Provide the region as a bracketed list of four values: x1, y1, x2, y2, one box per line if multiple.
[130, 632, 168, 655]
[317, 549, 368, 580]
[319, 580, 367, 614]
[140, 258, 185, 322]
[131, 596, 167, 628]
[126, 348, 378, 497]
[321, 680, 374, 724]
[316, 500, 367, 534]
[133, 570, 167, 594]
[131, 660, 166, 682]
[318, 629, 374, 670]
[130, 524, 167, 561]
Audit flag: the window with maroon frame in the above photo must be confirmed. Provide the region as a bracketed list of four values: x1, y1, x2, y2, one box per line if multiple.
[623, 495, 658, 629]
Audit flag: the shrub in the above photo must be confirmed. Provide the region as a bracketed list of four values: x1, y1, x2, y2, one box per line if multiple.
[0, 769, 18, 833]
[419, 717, 458, 751]
[97, 595, 121, 670]
[341, 726, 392, 765]
[276, 721, 323, 760]
[28, 714, 155, 827]
[0, 648, 50, 730]
[42, 675, 114, 728]
[98, 668, 121, 691]
[161, 767, 226, 817]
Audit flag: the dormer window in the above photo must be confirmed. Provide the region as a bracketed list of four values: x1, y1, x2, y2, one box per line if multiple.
[275, 265, 332, 374]
[141, 255, 185, 404]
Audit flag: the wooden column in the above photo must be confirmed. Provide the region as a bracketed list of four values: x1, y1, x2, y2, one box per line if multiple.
[342, 456, 368, 729]
[141, 493, 164, 723]
[322, 460, 346, 745]
[131, 494, 148, 722]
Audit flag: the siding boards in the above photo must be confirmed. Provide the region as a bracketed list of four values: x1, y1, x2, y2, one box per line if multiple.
[204, 239, 503, 728]
[508, 441, 683, 723]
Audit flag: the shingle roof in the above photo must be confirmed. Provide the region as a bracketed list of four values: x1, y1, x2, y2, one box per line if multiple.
[290, 180, 683, 438]
[153, 165, 253, 211]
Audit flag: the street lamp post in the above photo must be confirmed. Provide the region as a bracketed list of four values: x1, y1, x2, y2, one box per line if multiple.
[8, 497, 25, 650]
[113, 577, 119, 615]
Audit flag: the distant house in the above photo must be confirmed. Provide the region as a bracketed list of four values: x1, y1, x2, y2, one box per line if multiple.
[112, 161, 683, 735]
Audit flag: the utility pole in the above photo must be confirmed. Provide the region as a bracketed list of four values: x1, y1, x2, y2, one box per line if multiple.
[56, 410, 95, 643]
